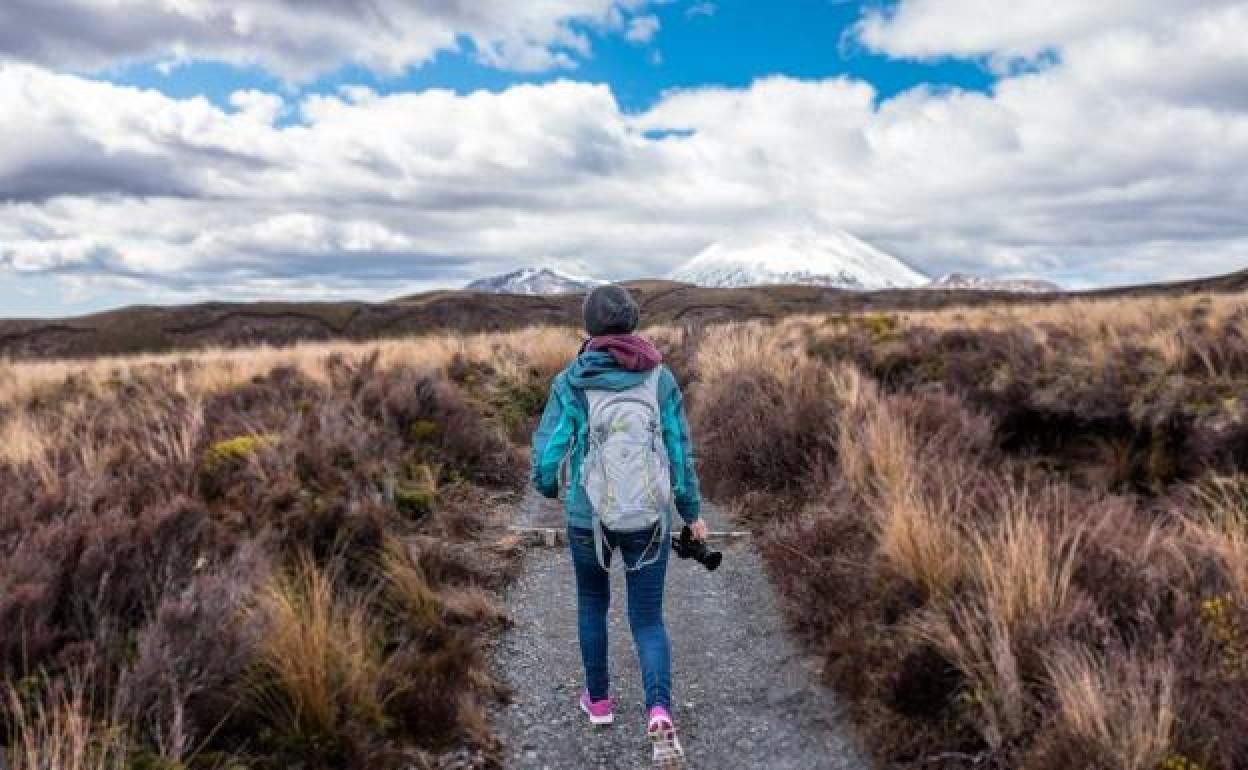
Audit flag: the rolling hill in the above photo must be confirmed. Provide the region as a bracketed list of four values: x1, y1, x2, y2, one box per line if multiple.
[2, 268, 1246, 360]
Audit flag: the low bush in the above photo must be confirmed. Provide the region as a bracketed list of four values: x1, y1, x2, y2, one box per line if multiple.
[692, 295, 1248, 769]
[0, 337, 542, 768]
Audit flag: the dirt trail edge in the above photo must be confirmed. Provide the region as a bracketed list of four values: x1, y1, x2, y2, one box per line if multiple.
[490, 492, 872, 769]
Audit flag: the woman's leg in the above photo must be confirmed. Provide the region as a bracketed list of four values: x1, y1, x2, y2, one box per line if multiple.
[622, 529, 672, 710]
[568, 526, 611, 700]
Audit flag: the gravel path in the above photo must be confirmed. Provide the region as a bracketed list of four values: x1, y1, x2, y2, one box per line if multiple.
[491, 492, 871, 769]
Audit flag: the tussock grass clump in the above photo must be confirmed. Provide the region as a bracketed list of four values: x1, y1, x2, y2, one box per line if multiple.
[247, 556, 390, 754]
[1189, 475, 1248, 598]
[3, 670, 128, 770]
[239, 551, 498, 766]
[1041, 646, 1176, 770]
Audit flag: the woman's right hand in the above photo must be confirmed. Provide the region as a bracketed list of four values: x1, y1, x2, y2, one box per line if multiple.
[689, 519, 708, 541]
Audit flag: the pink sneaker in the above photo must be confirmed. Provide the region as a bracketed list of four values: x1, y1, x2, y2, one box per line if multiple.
[646, 705, 686, 769]
[579, 690, 614, 725]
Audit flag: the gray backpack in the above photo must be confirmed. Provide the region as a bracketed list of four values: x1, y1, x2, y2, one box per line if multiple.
[582, 368, 672, 571]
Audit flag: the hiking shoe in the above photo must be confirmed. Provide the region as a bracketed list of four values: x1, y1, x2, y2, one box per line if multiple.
[646, 705, 686, 769]
[579, 690, 614, 725]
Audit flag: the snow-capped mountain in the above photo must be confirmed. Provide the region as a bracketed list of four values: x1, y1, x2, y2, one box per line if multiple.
[670, 230, 928, 290]
[465, 267, 605, 295]
[928, 273, 1062, 293]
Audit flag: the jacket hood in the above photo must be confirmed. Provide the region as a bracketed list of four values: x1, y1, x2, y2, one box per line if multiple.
[585, 334, 663, 372]
[566, 351, 653, 391]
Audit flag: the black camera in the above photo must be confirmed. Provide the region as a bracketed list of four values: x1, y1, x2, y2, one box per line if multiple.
[671, 526, 722, 571]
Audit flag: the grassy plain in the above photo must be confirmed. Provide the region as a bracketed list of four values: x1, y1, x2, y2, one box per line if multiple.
[4, 289, 1248, 768]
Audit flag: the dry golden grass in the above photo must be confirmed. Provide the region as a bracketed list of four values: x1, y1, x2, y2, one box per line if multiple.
[873, 483, 970, 602]
[1046, 646, 1175, 770]
[896, 292, 1247, 379]
[374, 326, 581, 385]
[4, 290, 1234, 421]
[684, 318, 843, 502]
[833, 367, 911, 500]
[916, 604, 1024, 751]
[0, 325, 583, 413]
[1190, 475, 1248, 599]
[245, 555, 391, 741]
[137, 394, 206, 474]
[899, 293, 1231, 335]
[0, 322, 558, 766]
[3, 671, 128, 770]
[970, 483, 1082, 634]
[873, 488, 969, 602]
[379, 536, 441, 628]
[0, 410, 57, 489]
[693, 318, 816, 385]
[833, 370, 971, 599]
[0, 325, 581, 513]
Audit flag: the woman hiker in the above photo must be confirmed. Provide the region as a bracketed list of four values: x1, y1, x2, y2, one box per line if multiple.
[530, 284, 705, 769]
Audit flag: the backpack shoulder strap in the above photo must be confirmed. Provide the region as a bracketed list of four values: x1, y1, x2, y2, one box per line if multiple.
[641, 366, 663, 400]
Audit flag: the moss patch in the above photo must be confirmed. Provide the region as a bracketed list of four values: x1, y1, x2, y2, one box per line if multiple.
[202, 433, 278, 471]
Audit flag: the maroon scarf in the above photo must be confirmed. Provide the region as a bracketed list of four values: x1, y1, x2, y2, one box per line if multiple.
[585, 334, 663, 371]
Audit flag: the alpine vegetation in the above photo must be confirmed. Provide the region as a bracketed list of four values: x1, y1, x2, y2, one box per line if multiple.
[3, 288, 1247, 769]
[688, 292, 1248, 769]
[0, 329, 580, 769]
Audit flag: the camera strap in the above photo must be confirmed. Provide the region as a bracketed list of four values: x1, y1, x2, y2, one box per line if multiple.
[594, 510, 668, 573]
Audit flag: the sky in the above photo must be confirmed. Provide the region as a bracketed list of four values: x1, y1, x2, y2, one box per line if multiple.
[1, 1, 1246, 317]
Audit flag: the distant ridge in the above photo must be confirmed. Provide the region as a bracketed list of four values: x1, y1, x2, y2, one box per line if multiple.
[671, 229, 928, 290]
[929, 273, 1062, 293]
[2, 267, 1245, 360]
[466, 267, 605, 295]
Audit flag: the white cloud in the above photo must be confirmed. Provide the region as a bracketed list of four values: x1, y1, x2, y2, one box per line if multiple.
[687, 3, 716, 19]
[229, 90, 286, 124]
[856, 0, 1244, 66]
[0, 0, 656, 80]
[626, 15, 661, 44]
[3, 0, 1248, 306]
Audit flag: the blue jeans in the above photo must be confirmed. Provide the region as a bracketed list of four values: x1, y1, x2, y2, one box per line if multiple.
[568, 524, 672, 710]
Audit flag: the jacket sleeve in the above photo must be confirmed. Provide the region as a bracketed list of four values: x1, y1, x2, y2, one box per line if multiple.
[658, 367, 702, 524]
[530, 375, 576, 499]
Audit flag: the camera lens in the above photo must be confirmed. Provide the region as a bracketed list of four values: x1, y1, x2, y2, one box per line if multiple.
[673, 527, 723, 572]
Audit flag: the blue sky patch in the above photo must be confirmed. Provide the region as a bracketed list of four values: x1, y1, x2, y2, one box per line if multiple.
[97, 1, 996, 115]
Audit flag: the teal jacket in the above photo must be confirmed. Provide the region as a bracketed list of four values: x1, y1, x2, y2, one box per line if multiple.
[530, 351, 702, 529]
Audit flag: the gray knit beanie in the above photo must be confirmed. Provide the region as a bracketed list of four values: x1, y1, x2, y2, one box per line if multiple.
[582, 284, 640, 336]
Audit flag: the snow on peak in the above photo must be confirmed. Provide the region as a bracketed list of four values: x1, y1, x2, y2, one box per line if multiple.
[670, 229, 928, 290]
[465, 267, 606, 295]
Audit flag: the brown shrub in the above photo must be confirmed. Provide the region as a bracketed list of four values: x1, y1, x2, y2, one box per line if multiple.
[690, 356, 839, 502]
[694, 305, 1248, 768]
[117, 543, 269, 761]
[0, 341, 527, 767]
